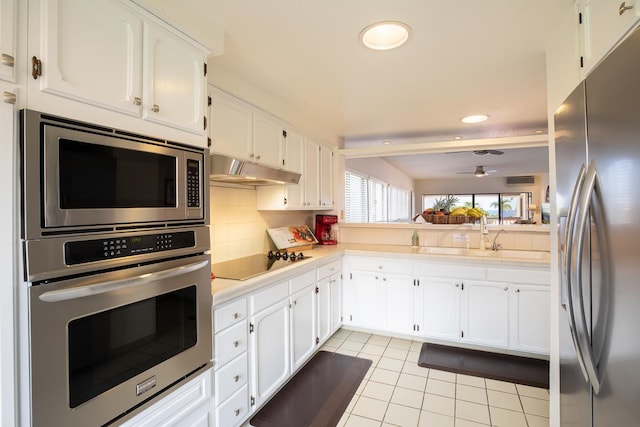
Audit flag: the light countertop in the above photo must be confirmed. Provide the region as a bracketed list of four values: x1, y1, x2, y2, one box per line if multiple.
[211, 244, 551, 306]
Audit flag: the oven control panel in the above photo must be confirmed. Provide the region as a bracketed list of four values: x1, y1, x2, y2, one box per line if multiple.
[64, 231, 196, 265]
[187, 159, 200, 208]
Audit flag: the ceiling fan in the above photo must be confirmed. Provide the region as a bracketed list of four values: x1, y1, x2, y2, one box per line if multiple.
[456, 165, 497, 177]
[445, 149, 504, 156]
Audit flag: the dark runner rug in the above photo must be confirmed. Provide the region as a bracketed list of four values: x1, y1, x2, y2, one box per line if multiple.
[418, 343, 549, 389]
[250, 351, 372, 427]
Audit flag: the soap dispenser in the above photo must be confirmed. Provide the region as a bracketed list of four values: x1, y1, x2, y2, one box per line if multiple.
[411, 230, 419, 247]
[479, 215, 489, 250]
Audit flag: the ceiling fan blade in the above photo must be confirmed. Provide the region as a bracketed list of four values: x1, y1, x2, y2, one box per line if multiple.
[473, 149, 504, 156]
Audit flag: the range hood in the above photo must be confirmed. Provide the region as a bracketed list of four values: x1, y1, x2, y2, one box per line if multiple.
[210, 153, 301, 185]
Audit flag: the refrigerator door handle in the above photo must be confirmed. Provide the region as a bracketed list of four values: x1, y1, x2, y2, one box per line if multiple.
[563, 164, 590, 379]
[573, 160, 606, 394]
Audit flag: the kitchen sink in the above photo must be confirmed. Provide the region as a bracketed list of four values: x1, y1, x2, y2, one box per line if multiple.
[418, 247, 549, 260]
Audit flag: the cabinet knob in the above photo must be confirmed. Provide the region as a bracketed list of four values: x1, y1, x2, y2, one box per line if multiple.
[504, 286, 509, 291]
[133, 97, 142, 106]
[619, 1, 633, 15]
[378, 266, 383, 270]
[233, 340, 239, 347]
[255, 154, 261, 160]
[455, 283, 460, 287]
[234, 375, 240, 382]
[2, 91, 16, 105]
[249, 153, 255, 158]
[516, 289, 521, 293]
[151, 104, 160, 113]
[234, 409, 240, 416]
[1, 53, 15, 67]
[233, 312, 239, 319]
[383, 278, 387, 281]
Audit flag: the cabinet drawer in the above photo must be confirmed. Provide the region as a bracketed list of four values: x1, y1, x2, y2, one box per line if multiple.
[346, 256, 412, 274]
[215, 320, 247, 368]
[317, 259, 341, 280]
[215, 353, 248, 405]
[251, 281, 288, 313]
[290, 269, 316, 294]
[216, 385, 249, 427]
[418, 262, 484, 279]
[486, 267, 549, 285]
[214, 298, 247, 333]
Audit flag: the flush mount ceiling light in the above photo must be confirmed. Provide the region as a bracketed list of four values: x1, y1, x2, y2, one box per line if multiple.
[382, 140, 393, 145]
[360, 21, 411, 51]
[461, 114, 489, 124]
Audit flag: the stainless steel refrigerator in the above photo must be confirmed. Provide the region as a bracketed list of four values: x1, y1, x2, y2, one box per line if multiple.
[555, 27, 640, 426]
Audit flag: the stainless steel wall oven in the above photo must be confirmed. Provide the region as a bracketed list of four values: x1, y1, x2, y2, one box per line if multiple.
[19, 110, 212, 427]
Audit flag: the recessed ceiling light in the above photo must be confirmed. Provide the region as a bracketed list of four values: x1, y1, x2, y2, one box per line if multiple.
[454, 136, 463, 140]
[382, 140, 393, 145]
[461, 114, 489, 124]
[360, 21, 411, 51]
[534, 130, 544, 134]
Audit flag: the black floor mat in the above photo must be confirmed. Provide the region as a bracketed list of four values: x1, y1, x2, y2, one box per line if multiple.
[250, 351, 372, 427]
[418, 343, 549, 389]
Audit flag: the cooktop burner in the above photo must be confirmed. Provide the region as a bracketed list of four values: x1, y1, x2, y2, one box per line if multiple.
[213, 251, 311, 280]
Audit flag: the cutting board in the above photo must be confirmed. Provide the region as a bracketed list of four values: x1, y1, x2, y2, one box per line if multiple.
[267, 225, 318, 250]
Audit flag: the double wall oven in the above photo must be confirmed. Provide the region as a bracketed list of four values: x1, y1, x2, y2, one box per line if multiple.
[19, 110, 212, 426]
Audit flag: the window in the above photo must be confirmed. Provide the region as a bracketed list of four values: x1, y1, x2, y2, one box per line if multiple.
[345, 171, 411, 223]
[421, 192, 532, 224]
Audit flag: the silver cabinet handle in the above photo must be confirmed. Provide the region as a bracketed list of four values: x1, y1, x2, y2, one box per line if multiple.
[133, 97, 142, 106]
[1, 53, 15, 67]
[151, 104, 160, 113]
[619, 1, 633, 15]
[255, 154, 261, 160]
[234, 375, 240, 382]
[2, 91, 16, 105]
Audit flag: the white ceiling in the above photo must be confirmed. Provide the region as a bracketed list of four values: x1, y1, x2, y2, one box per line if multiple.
[173, 0, 563, 178]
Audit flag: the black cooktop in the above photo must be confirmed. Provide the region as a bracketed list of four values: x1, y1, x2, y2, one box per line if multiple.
[213, 251, 310, 280]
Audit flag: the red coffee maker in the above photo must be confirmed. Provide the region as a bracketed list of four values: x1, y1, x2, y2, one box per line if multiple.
[315, 214, 338, 245]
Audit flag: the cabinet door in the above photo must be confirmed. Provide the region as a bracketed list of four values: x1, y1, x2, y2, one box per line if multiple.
[319, 143, 333, 208]
[304, 138, 321, 208]
[210, 87, 253, 161]
[462, 281, 510, 347]
[329, 272, 343, 334]
[0, 0, 16, 82]
[33, 0, 143, 115]
[252, 113, 284, 169]
[317, 277, 331, 345]
[144, 21, 206, 135]
[422, 277, 461, 341]
[283, 129, 305, 208]
[345, 270, 382, 328]
[580, 0, 640, 74]
[290, 285, 316, 372]
[250, 299, 290, 408]
[382, 272, 416, 335]
[510, 285, 550, 353]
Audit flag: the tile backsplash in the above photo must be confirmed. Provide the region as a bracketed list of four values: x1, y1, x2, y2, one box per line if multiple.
[209, 185, 314, 263]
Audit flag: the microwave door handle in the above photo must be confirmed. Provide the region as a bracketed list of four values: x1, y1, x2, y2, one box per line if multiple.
[573, 160, 603, 393]
[39, 260, 210, 303]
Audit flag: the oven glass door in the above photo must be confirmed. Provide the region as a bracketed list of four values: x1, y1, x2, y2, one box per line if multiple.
[68, 285, 197, 408]
[28, 254, 212, 427]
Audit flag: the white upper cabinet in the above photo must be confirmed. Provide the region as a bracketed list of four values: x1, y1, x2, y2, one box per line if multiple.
[0, 0, 16, 83]
[209, 87, 253, 160]
[304, 138, 321, 208]
[579, 0, 640, 75]
[143, 20, 207, 134]
[319, 143, 334, 208]
[27, 0, 209, 146]
[32, 0, 143, 115]
[209, 86, 285, 169]
[252, 113, 285, 169]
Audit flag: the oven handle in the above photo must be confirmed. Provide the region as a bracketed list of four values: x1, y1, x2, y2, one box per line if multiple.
[39, 260, 210, 302]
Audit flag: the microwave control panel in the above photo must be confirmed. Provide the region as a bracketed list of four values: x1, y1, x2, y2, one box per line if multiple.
[64, 231, 196, 265]
[187, 159, 200, 208]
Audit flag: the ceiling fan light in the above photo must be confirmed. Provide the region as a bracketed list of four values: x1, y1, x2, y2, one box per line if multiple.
[461, 114, 489, 124]
[360, 21, 411, 51]
[474, 166, 485, 177]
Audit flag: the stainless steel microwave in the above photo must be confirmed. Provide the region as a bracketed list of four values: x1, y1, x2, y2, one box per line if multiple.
[20, 110, 207, 239]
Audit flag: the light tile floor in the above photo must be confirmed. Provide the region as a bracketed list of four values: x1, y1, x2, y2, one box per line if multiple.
[324, 329, 550, 427]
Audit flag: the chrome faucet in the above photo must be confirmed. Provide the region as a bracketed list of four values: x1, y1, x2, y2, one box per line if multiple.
[492, 229, 506, 251]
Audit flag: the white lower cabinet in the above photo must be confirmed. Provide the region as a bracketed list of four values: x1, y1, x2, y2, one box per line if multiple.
[290, 282, 317, 372]
[510, 284, 550, 353]
[317, 259, 343, 338]
[120, 369, 213, 427]
[343, 269, 382, 329]
[462, 281, 510, 348]
[382, 271, 419, 335]
[249, 281, 291, 409]
[329, 271, 343, 334]
[421, 277, 461, 341]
